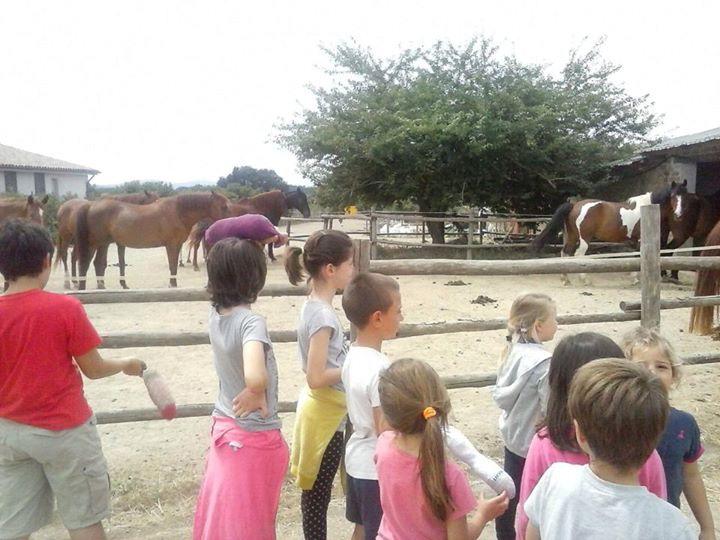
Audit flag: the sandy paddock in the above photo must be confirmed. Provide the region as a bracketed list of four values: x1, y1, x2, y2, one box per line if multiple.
[35, 221, 720, 539]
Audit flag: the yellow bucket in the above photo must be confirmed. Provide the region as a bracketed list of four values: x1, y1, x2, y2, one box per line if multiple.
[344, 205, 358, 215]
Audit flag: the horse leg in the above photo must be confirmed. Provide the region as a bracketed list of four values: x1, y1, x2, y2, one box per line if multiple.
[187, 243, 192, 264]
[60, 241, 72, 290]
[93, 244, 109, 290]
[560, 226, 579, 287]
[267, 243, 276, 262]
[193, 242, 200, 271]
[178, 245, 185, 267]
[166, 244, 181, 288]
[77, 246, 96, 291]
[117, 244, 129, 289]
[71, 246, 78, 289]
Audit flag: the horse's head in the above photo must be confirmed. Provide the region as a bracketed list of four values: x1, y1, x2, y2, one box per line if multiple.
[143, 190, 160, 203]
[670, 179, 689, 219]
[25, 194, 49, 225]
[209, 190, 231, 220]
[286, 187, 311, 218]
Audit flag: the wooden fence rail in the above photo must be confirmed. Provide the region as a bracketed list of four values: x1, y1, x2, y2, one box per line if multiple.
[94, 351, 720, 425]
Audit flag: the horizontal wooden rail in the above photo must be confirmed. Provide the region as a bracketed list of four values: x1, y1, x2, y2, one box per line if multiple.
[68, 284, 308, 304]
[98, 311, 642, 349]
[369, 256, 720, 276]
[619, 295, 720, 312]
[94, 352, 720, 424]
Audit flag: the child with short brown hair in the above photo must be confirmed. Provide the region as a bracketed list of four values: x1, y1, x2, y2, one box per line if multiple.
[623, 327, 716, 539]
[525, 359, 694, 540]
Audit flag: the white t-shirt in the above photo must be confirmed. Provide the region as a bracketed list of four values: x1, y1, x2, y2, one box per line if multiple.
[341, 345, 389, 480]
[525, 462, 695, 540]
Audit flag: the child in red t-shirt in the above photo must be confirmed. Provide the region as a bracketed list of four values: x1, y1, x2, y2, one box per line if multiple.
[0, 219, 144, 540]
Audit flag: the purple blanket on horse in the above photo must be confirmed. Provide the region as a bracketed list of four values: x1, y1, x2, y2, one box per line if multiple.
[205, 214, 283, 248]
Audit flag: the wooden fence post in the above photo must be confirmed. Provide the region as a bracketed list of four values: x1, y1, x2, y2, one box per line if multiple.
[421, 221, 426, 244]
[467, 207, 477, 260]
[322, 217, 330, 230]
[350, 239, 372, 341]
[641, 204, 661, 329]
[478, 209, 485, 244]
[369, 212, 378, 260]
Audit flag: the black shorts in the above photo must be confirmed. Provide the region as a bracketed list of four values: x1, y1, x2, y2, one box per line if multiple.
[345, 474, 383, 540]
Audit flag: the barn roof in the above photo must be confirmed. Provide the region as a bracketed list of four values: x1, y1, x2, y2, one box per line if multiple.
[644, 126, 720, 153]
[0, 143, 99, 174]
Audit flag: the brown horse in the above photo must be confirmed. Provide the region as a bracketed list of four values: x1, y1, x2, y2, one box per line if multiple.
[55, 191, 159, 289]
[185, 188, 312, 268]
[531, 185, 676, 285]
[0, 195, 48, 225]
[661, 181, 720, 283]
[75, 191, 229, 289]
[689, 220, 720, 334]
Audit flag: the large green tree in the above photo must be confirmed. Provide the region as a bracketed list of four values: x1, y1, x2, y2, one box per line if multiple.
[279, 39, 658, 242]
[217, 166, 287, 192]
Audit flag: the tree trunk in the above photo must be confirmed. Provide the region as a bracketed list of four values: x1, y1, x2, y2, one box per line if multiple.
[426, 220, 445, 244]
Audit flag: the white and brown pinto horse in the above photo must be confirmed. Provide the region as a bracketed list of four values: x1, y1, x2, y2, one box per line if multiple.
[531, 185, 676, 285]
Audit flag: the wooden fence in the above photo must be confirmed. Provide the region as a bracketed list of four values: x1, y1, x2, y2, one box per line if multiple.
[68, 204, 720, 425]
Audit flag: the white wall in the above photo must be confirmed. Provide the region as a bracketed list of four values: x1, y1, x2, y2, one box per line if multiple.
[1, 169, 88, 198]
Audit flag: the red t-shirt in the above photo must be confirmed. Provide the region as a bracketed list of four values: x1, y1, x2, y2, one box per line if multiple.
[0, 289, 102, 430]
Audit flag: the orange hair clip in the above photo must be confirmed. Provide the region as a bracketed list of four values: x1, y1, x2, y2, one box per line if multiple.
[422, 406, 437, 420]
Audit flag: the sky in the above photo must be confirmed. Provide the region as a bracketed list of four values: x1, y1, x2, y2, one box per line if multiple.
[2, 0, 719, 187]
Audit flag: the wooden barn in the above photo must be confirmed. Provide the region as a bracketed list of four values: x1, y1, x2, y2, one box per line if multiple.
[607, 126, 720, 200]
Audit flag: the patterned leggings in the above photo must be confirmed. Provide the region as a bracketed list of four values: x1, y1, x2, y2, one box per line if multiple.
[301, 431, 344, 540]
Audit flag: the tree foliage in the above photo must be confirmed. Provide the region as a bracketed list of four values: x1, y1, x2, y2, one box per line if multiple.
[217, 166, 287, 193]
[278, 39, 658, 216]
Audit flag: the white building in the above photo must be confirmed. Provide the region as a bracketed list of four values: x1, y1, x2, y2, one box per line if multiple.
[0, 143, 99, 199]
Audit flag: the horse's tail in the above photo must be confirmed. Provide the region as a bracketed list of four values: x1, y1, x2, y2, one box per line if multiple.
[530, 202, 574, 252]
[188, 219, 212, 248]
[74, 203, 92, 276]
[690, 221, 720, 334]
[53, 232, 65, 269]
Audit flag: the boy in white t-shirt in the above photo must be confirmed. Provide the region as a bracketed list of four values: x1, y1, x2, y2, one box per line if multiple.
[341, 273, 402, 540]
[525, 359, 695, 540]
[341, 273, 516, 540]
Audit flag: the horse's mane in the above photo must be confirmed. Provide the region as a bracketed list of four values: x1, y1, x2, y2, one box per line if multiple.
[650, 185, 673, 204]
[238, 190, 283, 203]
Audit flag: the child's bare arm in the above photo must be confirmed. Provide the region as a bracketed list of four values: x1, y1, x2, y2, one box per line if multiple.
[373, 406, 389, 434]
[526, 523, 541, 540]
[464, 492, 509, 539]
[446, 516, 470, 540]
[74, 349, 144, 380]
[306, 328, 341, 388]
[683, 461, 716, 539]
[233, 340, 269, 418]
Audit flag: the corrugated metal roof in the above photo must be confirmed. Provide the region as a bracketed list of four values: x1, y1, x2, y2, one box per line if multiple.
[0, 143, 99, 174]
[645, 126, 720, 153]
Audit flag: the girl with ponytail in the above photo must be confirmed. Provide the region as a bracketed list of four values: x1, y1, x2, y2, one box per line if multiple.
[491, 293, 557, 540]
[285, 229, 355, 540]
[376, 359, 509, 539]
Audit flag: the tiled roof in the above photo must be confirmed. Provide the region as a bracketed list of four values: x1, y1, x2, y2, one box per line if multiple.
[645, 126, 720, 153]
[0, 143, 99, 174]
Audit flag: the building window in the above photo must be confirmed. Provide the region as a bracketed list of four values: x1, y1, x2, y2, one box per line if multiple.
[51, 178, 59, 197]
[4, 172, 17, 193]
[34, 172, 46, 194]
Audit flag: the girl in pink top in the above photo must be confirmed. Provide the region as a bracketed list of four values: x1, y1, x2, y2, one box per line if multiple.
[375, 359, 509, 539]
[515, 332, 668, 540]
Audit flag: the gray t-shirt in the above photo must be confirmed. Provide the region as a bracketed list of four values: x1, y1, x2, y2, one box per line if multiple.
[297, 299, 348, 392]
[209, 306, 281, 431]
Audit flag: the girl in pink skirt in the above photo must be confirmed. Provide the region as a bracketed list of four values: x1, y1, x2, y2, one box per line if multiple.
[193, 238, 289, 540]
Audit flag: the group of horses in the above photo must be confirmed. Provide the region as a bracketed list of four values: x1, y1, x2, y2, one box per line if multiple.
[532, 180, 720, 285]
[4, 182, 720, 334]
[0, 188, 310, 291]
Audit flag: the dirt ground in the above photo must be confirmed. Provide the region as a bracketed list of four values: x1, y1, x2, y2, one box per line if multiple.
[37, 220, 720, 539]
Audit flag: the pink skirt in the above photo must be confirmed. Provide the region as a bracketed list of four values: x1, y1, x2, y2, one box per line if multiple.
[193, 416, 289, 540]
